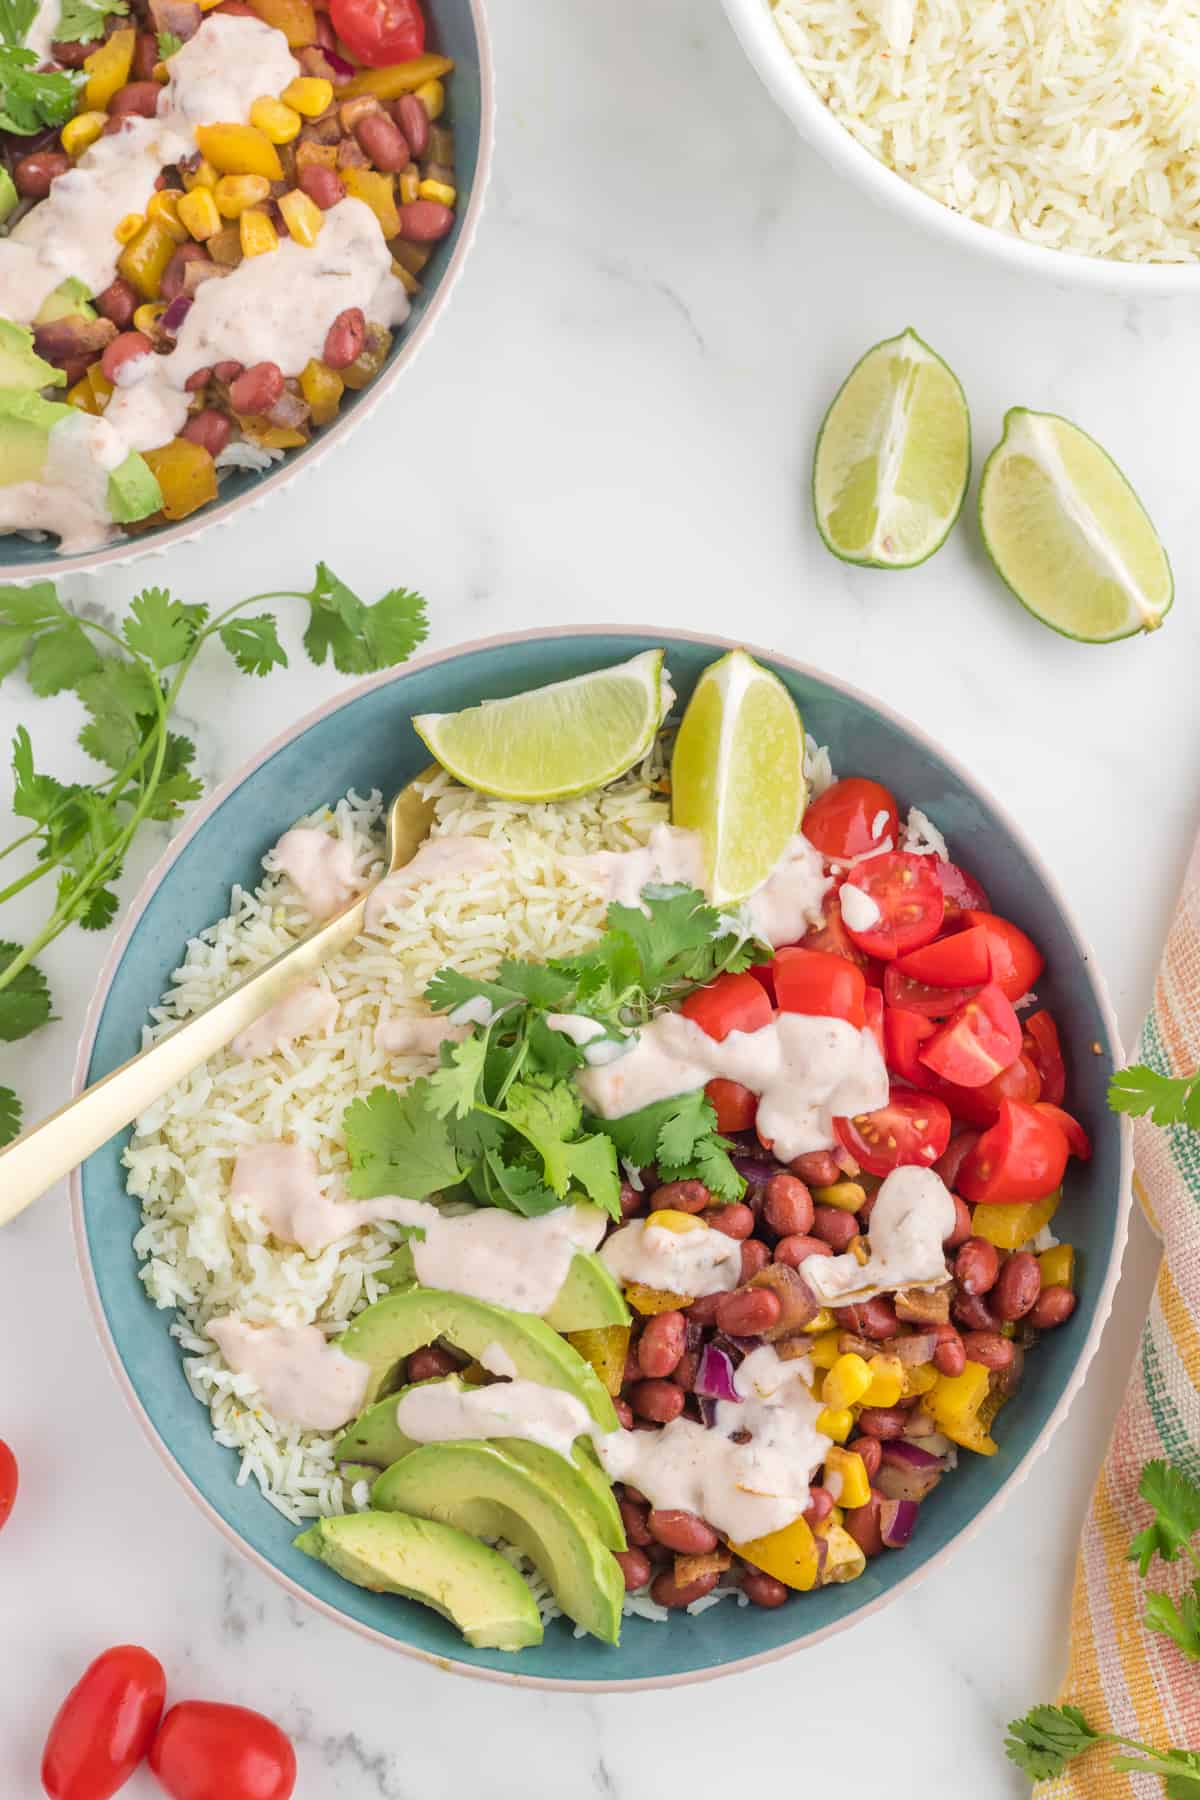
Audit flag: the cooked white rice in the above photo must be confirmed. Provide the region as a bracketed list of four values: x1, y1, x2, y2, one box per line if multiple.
[774, 0, 1200, 263]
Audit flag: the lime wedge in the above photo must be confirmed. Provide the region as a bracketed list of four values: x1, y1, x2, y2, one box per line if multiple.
[412, 649, 666, 800]
[813, 328, 970, 568]
[979, 408, 1173, 642]
[671, 650, 804, 905]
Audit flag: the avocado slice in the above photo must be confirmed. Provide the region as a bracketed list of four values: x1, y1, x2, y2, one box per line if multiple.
[0, 389, 162, 527]
[337, 1288, 618, 1429]
[0, 168, 17, 224]
[373, 1442, 624, 1644]
[334, 1377, 464, 1467]
[106, 447, 163, 523]
[294, 1510, 543, 1652]
[34, 279, 98, 325]
[543, 1252, 629, 1332]
[0, 322, 65, 393]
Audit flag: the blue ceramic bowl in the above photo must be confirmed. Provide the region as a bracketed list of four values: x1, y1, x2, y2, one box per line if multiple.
[4, 0, 493, 583]
[72, 629, 1131, 1689]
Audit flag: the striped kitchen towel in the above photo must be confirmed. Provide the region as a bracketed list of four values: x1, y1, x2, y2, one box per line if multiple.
[1040, 853, 1200, 1796]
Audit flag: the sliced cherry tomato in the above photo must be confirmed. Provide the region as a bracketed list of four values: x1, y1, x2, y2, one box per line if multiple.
[149, 1702, 296, 1800]
[42, 1645, 166, 1800]
[1035, 1101, 1091, 1161]
[956, 1099, 1069, 1204]
[835, 1085, 952, 1176]
[883, 1005, 936, 1086]
[883, 962, 978, 1019]
[840, 852, 945, 961]
[931, 1052, 1042, 1129]
[895, 924, 991, 989]
[800, 894, 868, 968]
[935, 1129, 980, 1191]
[1023, 1009, 1066, 1106]
[935, 859, 990, 920]
[748, 959, 776, 1002]
[802, 777, 899, 862]
[918, 983, 1023, 1089]
[328, 0, 425, 66]
[706, 1078, 757, 1134]
[960, 910, 1044, 1003]
[680, 970, 772, 1042]
[864, 986, 885, 1061]
[773, 946, 866, 1028]
[0, 1439, 16, 1533]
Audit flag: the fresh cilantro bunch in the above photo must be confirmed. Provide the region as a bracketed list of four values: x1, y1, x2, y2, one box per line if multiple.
[0, 566, 427, 1144]
[0, 0, 83, 131]
[1006, 1460, 1200, 1788]
[1110, 1064, 1200, 1131]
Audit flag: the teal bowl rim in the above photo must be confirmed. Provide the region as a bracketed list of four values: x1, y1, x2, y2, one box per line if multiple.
[4, 0, 494, 584]
[68, 625, 1132, 1690]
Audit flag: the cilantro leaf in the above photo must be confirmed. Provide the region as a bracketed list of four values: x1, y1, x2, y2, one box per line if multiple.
[156, 26, 181, 54]
[559, 1130, 621, 1215]
[526, 1013, 587, 1078]
[218, 613, 287, 678]
[660, 1133, 743, 1203]
[52, 0, 127, 42]
[0, 942, 53, 1042]
[342, 1082, 462, 1200]
[76, 657, 159, 769]
[361, 587, 428, 667]
[302, 564, 428, 675]
[0, 1085, 20, 1146]
[122, 588, 207, 669]
[11, 724, 71, 826]
[501, 1076, 583, 1195]
[1128, 1461, 1200, 1575]
[482, 1151, 561, 1217]
[426, 1034, 488, 1121]
[424, 967, 524, 1017]
[1164, 1753, 1200, 1797]
[26, 619, 102, 696]
[1004, 1705, 1102, 1780]
[590, 1088, 744, 1204]
[495, 959, 575, 1009]
[0, 47, 83, 133]
[0, 0, 35, 43]
[0, 581, 62, 628]
[75, 884, 120, 932]
[142, 733, 202, 822]
[1144, 1583, 1200, 1661]
[1109, 1065, 1200, 1130]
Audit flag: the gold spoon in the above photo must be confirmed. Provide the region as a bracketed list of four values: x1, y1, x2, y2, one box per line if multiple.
[0, 773, 438, 1226]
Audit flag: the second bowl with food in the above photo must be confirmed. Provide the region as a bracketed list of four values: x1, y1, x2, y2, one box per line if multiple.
[73, 629, 1129, 1687]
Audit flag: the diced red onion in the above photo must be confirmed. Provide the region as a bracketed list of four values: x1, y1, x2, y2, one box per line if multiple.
[694, 1343, 740, 1404]
[902, 1407, 937, 1438]
[885, 1333, 938, 1368]
[151, 0, 201, 38]
[880, 1497, 920, 1548]
[916, 1431, 956, 1459]
[161, 294, 192, 335]
[322, 45, 355, 75]
[877, 1442, 945, 1504]
[731, 1153, 780, 1187]
[710, 1330, 754, 1366]
[880, 1440, 944, 1471]
[833, 1144, 860, 1177]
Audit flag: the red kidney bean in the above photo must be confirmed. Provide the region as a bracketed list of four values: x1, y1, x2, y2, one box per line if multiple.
[130, 30, 160, 80]
[952, 1290, 999, 1332]
[297, 162, 347, 210]
[184, 366, 211, 392]
[212, 359, 243, 384]
[845, 1493, 884, 1558]
[618, 1181, 643, 1220]
[944, 1196, 973, 1249]
[394, 91, 430, 158]
[161, 243, 210, 302]
[992, 1251, 1042, 1322]
[13, 151, 69, 197]
[618, 1496, 652, 1547]
[739, 1239, 770, 1281]
[774, 1233, 832, 1269]
[763, 1172, 814, 1237]
[931, 1322, 966, 1378]
[94, 277, 138, 327]
[181, 409, 231, 457]
[849, 1435, 882, 1479]
[651, 1568, 720, 1609]
[51, 34, 93, 63]
[322, 306, 366, 371]
[836, 1297, 898, 1340]
[960, 1330, 1014, 1371]
[630, 1379, 685, 1424]
[685, 1292, 723, 1326]
[790, 1149, 841, 1187]
[1029, 1285, 1077, 1330]
[355, 109, 409, 171]
[705, 1203, 753, 1240]
[650, 1179, 710, 1215]
[811, 1206, 859, 1251]
[741, 1570, 789, 1608]
[647, 1509, 718, 1555]
[637, 1311, 686, 1380]
[100, 330, 153, 384]
[228, 360, 284, 414]
[397, 198, 453, 241]
[615, 1549, 652, 1592]
[715, 1286, 781, 1338]
[937, 1131, 981, 1194]
[406, 1346, 458, 1382]
[109, 81, 161, 117]
[614, 1399, 634, 1430]
[954, 1237, 1000, 1296]
[672, 1350, 700, 1392]
[856, 1189, 877, 1228]
[855, 1406, 909, 1439]
[622, 1343, 641, 1387]
[802, 1485, 835, 1527]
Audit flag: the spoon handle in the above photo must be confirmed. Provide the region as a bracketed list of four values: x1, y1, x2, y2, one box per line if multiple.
[0, 892, 370, 1226]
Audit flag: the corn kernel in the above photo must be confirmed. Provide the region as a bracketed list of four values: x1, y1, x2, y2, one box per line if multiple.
[214, 174, 272, 219]
[182, 158, 219, 192]
[1038, 1243, 1075, 1289]
[812, 1181, 867, 1212]
[239, 208, 279, 256]
[132, 301, 166, 335]
[146, 189, 188, 241]
[278, 187, 323, 247]
[821, 1353, 873, 1412]
[397, 168, 420, 205]
[650, 1210, 705, 1235]
[114, 212, 145, 245]
[824, 1446, 871, 1510]
[807, 1330, 843, 1371]
[177, 186, 222, 240]
[281, 74, 333, 116]
[61, 110, 106, 157]
[850, 1236, 869, 1265]
[413, 76, 444, 118]
[863, 1352, 905, 1409]
[249, 96, 302, 144]
[417, 176, 455, 206]
[299, 357, 344, 425]
[816, 1406, 853, 1443]
[801, 1308, 835, 1334]
[152, 59, 168, 80]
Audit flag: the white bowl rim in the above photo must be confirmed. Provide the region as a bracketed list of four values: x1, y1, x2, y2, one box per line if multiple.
[5, 0, 496, 585]
[69, 622, 1133, 1692]
[721, 0, 1200, 295]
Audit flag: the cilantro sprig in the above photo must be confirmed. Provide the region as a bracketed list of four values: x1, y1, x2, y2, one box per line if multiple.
[53, 0, 128, 43]
[1005, 1706, 1200, 1790]
[1109, 1064, 1200, 1131]
[0, 568, 427, 1143]
[0, 45, 81, 132]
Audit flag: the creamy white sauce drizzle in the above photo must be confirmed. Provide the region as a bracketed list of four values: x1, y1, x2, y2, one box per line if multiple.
[0, 410, 127, 552]
[480, 1341, 518, 1379]
[578, 1010, 889, 1161]
[231, 982, 337, 1060]
[268, 827, 360, 921]
[567, 823, 706, 911]
[375, 1012, 470, 1057]
[545, 1012, 627, 1066]
[801, 1167, 956, 1306]
[396, 1376, 592, 1461]
[743, 835, 832, 947]
[840, 882, 882, 933]
[208, 1316, 368, 1430]
[373, 1199, 608, 1315]
[231, 1140, 418, 1256]
[600, 1217, 742, 1297]
[364, 836, 505, 930]
[25, 0, 61, 65]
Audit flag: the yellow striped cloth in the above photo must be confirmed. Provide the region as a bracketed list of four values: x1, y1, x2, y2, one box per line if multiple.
[1039, 850, 1200, 1796]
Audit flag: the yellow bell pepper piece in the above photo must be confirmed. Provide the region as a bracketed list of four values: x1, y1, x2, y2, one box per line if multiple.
[824, 1445, 871, 1510]
[339, 324, 392, 391]
[802, 1308, 836, 1334]
[863, 1352, 905, 1409]
[811, 1181, 867, 1212]
[83, 26, 135, 111]
[901, 1362, 938, 1397]
[731, 1514, 820, 1591]
[142, 438, 217, 521]
[339, 167, 400, 239]
[1039, 1243, 1075, 1289]
[341, 52, 454, 101]
[814, 1520, 866, 1584]
[178, 187, 222, 240]
[821, 1353, 872, 1412]
[61, 110, 106, 157]
[278, 188, 324, 246]
[246, 0, 317, 45]
[927, 1361, 998, 1455]
[625, 1283, 692, 1316]
[413, 76, 445, 118]
[194, 123, 283, 181]
[971, 1189, 1060, 1251]
[239, 208, 279, 256]
[299, 358, 344, 426]
[567, 1324, 630, 1398]
[146, 190, 188, 241]
[806, 1330, 843, 1371]
[117, 219, 178, 301]
[67, 375, 100, 414]
[86, 363, 114, 409]
[242, 422, 307, 448]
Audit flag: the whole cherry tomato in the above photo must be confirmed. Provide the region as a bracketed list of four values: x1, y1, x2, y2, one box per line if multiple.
[0, 1438, 17, 1532]
[149, 1701, 296, 1800]
[42, 1645, 166, 1800]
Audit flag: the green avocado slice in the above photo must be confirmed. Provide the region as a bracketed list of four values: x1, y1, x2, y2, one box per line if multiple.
[542, 1251, 629, 1332]
[372, 1441, 624, 1644]
[294, 1510, 543, 1652]
[337, 1288, 617, 1429]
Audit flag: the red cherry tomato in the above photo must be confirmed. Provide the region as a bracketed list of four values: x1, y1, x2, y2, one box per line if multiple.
[1035, 1101, 1092, 1161]
[328, 0, 424, 66]
[882, 962, 978, 1019]
[840, 853, 945, 961]
[835, 1085, 952, 1177]
[42, 1645, 166, 1800]
[895, 924, 991, 989]
[773, 946, 867, 1029]
[883, 1005, 935, 1086]
[931, 1052, 1042, 1129]
[802, 777, 899, 861]
[935, 859, 990, 920]
[705, 1078, 757, 1134]
[748, 959, 776, 1002]
[1023, 1009, 1066, 1105]
[800, 894, 868, 968]
[956, 1099, 1070, 1204]
[960, 910, 1044, 1003]
[863, 986, 885, 1061]
[918, 984, 1023, 1089]
[680, 971, 772, 1042]
[0, 1438, 16, 1532]
[148, 1702, 296, 1800]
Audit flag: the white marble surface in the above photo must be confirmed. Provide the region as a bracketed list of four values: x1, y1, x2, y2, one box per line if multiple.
[1, 0, 1196, 1791]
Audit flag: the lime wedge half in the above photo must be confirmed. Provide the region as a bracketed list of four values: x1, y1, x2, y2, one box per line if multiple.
[979, 408, 1173, 642]
[813, 328, 971, 569]
[671, 649, 804, 905]
[412, 649, 666, 800]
